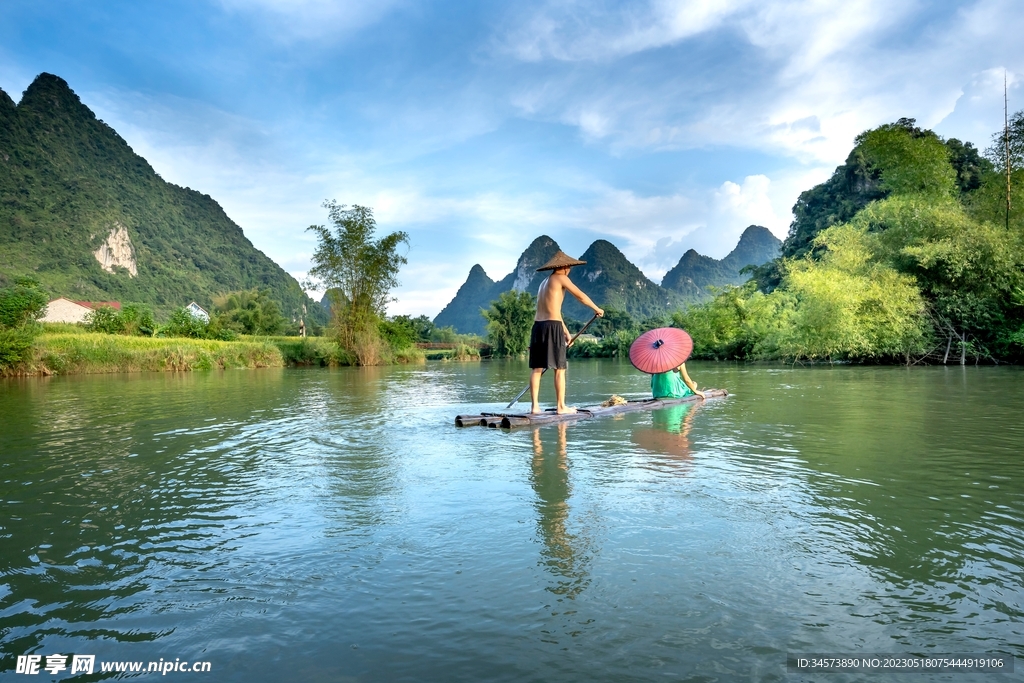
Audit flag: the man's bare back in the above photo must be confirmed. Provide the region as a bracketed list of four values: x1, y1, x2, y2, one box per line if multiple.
[528, 266, 603, 414]
[536, 269, 602, 342]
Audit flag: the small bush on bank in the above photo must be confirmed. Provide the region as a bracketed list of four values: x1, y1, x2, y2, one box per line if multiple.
[86, 303, 156, 336]
[0, 327, 36, 370]
[0, 278, 48, 372]
[268, 337, 354, 366]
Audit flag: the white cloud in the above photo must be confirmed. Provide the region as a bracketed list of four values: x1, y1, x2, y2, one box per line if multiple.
[935, 68, 1020, 149]
[499, 0, 753, 62]
[495, 0, 1023, 165]
[214, 0, 403, 42]
[577, 174, 789, 278]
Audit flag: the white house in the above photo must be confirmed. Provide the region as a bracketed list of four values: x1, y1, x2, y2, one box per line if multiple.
[41, 298, 121, 324]
[186, 301, 210, 322]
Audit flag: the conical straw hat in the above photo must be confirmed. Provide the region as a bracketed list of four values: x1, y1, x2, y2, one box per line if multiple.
[536, 250, 587, 272]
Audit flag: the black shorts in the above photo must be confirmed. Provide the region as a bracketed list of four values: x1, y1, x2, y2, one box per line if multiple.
[529, 320, 567, 369]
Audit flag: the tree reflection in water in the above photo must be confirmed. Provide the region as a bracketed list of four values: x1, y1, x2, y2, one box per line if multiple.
[530, 422, 591, 600]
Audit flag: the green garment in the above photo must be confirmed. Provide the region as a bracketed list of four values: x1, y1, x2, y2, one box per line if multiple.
[651, 369, 693, 399]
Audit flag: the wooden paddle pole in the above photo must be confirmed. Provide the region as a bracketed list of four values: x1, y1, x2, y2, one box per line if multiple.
[505, 313, 600, 409]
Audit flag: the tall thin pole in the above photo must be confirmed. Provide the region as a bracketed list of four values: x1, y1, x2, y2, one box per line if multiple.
[1006, 71, 1012, 230]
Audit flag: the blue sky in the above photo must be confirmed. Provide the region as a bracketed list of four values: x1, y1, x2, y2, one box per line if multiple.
[2, 0, 1021, 316]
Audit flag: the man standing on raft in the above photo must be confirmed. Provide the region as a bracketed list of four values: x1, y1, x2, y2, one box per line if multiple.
[530, 251, 604, 415]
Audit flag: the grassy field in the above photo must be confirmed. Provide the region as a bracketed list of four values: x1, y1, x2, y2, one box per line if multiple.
[2, 332, 431, 375]
[23, 333, 284, 375]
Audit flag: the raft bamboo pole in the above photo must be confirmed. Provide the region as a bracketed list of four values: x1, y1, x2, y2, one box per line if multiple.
[454, 389, 728, 429]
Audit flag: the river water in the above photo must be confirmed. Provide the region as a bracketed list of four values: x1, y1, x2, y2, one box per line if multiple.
[1, 362, 1022, 681]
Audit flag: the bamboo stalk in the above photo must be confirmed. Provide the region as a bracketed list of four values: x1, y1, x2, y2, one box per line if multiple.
[1006, 71, 1012, 231]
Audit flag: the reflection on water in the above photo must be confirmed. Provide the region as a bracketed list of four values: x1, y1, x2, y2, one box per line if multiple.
[631, 402, 698, 464]
[1, 364, 1022, 682]
[531, 423, 591, 600]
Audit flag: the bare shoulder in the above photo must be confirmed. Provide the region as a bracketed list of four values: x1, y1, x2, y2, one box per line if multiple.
[550, 271, 573, 287]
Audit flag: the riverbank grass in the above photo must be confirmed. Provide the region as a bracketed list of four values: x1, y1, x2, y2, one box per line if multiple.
[29, 333, 284, 374]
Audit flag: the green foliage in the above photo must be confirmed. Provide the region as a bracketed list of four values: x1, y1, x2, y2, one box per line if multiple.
[590, 307, 637, 337]
[780, 118, 983, 263]
[388, 314, 435, 341]
[777, 224, 931, 361]
[984, 109, 1024, 172]
[781, 142, 887, 260]
[0, 327, 36, 370]
[306, 202, 408, 336]
[85, 303, 155, 336]
[120, 303, 156, 336]
[483, 290, 535, 358]
[0, 278, 48, 329]
[378, 316, 417, 349]
[945, 138, 992, 195]
[0, 74, 325, 324]
[856, 122, 956, 197]
[269, 336, 353, 366]
[213, 289, 285, 336]
[160, 307, 210, 339]
[85, 306, 125, 334]
[430, 325, 460, 343]
[305, 202, 409, 364]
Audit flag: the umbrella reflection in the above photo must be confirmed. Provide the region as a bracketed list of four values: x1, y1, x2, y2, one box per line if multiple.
[530, 423, 591, 599]
[631, 402, 699, 464]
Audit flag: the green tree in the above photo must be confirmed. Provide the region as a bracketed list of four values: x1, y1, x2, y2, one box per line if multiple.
[0, 277, 48, 329]
[945, 138, 992, 195]
[0, 278, 47, 370]
[590, 307, 636, 337]
[378, 316, 417, 349]
[160, 307, 210, 339]
[306, 202, 409, 361]
[213, 289, 285, 336]
[121, 303, 156, 336]
[430, 325, 460, 343]
[85, 306, 126, 334]
[85, 303, 156, 336]
[984, 109, 1024, 172]
[389, 314, 435, 342]
[857, 122, 956, 197]
[483, 291, 535, 358]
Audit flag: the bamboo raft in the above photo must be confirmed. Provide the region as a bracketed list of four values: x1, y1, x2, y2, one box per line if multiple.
[455, 389, 728, 429]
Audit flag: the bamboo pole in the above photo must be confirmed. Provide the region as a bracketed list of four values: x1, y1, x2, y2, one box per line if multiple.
[1006, 72, 1012, 231]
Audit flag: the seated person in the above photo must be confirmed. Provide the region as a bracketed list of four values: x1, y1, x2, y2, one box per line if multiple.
[651, 362, 706, 400]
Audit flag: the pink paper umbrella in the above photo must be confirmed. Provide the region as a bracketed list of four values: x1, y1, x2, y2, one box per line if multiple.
[629, 327, 694, 375]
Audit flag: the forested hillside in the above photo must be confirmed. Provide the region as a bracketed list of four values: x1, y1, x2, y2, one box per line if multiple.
[0, 73, 323, 321]
[677, 117, 1024, 363]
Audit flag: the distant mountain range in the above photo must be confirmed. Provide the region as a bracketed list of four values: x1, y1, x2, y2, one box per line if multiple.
[434, 226, 780, 335]
[661, 225, 782, 298]
[0, 73, 324, 321]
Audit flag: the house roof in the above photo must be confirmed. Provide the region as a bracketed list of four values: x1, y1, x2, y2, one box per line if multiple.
[74, 300, 122, 310]
[48, 298, 122, 310]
